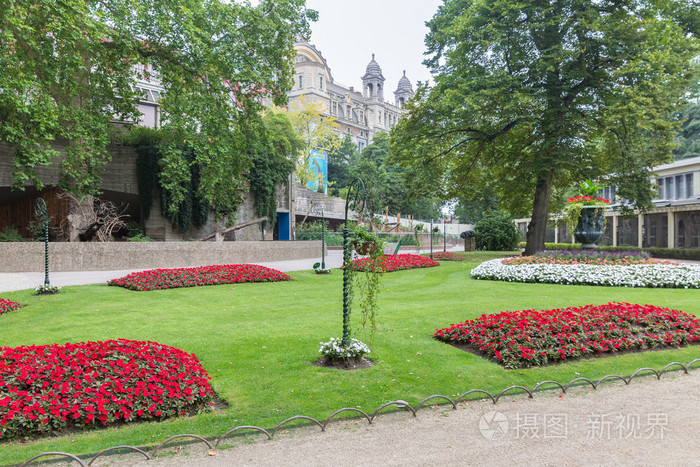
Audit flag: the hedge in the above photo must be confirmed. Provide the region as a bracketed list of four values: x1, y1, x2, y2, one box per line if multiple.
[517, 242, 700, 261]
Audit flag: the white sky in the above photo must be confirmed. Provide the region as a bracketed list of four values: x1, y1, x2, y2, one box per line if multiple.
[304, 0, 443, 92]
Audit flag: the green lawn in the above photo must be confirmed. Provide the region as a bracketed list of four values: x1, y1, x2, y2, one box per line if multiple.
[1, 251, 698, 464]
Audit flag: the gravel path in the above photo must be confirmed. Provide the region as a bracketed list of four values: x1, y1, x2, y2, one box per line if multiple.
[96, 371, 699, 466]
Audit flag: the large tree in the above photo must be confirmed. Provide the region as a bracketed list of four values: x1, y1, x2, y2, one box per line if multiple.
[390, 0, 698, 254]
[0, 0, 315, 220]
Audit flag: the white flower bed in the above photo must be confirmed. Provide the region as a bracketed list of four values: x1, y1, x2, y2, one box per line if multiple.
[319, 337, 370, 360]
[471, 258, 700, 288]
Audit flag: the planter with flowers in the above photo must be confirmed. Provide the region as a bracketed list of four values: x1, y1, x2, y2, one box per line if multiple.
[563, 180, 610, 249]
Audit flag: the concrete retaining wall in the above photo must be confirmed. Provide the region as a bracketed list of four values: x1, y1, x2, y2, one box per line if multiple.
[0, 241, 321, 272]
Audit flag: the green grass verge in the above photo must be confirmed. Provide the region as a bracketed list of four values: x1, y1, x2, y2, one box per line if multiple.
[1, 251, 698, 463]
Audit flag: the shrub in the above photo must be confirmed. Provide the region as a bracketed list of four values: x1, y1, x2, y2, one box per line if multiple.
[0, 227, 24, 242]
[108, 264, 292, 291]
[435, 302, 700, 369]
[474, 211, 521, 251]
[0, 299, 21, 315]
[0, 339, 214, 439]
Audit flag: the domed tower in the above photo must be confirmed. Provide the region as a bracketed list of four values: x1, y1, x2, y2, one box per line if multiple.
[362, 54, 385, 101]
[394, 70, 414, 107]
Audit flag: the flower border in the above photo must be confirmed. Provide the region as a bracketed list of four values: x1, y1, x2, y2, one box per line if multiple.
[471, 258, 700, 288]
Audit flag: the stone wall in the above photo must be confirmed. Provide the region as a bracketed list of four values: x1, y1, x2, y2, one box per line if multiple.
[0, 240, 321, 272]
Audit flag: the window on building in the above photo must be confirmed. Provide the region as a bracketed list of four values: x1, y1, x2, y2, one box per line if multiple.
[347, 105, 351, 120]
[686, 173, 694, 198]
[298, 75, 303, 89]
[657, 178, 664, 198]
[332, 101, 337, 115]
[319, 76, 323, 90]
[676, 175, 684, 199]
[665, 177, 673, 200]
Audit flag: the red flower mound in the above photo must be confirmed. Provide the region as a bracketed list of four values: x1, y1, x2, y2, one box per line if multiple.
[0, 339, 213, 439]
[351, 254, 439, 272]
[434, 302, 700, 369]
[0, 299, 21, 315]
[432, 251, 465, 261]
[108, 264, 292, 291]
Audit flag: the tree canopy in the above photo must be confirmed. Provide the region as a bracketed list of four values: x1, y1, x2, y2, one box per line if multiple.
[390, 0, 699, 254]
[0, 0, 315, 220]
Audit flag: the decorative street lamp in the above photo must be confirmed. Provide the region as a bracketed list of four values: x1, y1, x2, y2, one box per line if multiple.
[34, 197, 50, 286]
[341, 178, 366, 346]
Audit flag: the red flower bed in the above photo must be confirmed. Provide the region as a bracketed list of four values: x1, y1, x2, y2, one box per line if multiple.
[0, 299, 21, 315]
[351, 254, 439, 272]
[0, 339, 213, 439]
[432, 251, 465, 261]
[435, 302, 700, 369]
[108, 264, 292, 291]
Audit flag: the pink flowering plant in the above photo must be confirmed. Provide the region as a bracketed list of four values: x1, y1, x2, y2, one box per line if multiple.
[434, 302, 700, 369]
[0, 299, 21, 315]
[503, 249, 677, 266]
[108, 264, 292, 291]
[0, 339, 214, 439]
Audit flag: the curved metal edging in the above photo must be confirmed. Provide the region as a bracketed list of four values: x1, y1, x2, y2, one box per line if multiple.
[563, 377, 597, 392]
[531, 380, 567, 394]
[494, 386, 533, 403]
[272, 416, 324, 438]
[660, 362, 689, 376]
[628, 368, 661, 382]
[323, 408, 372, 429]
[415, 395, 457, 411]
[21, 452, 86, 466]
[215, 426, 271, 447]
[17, 359, 700, 465]
[456, 389, 496, 404]
[370, 400, 416, 422]
[595, 375, 629, 387]
[87, 445, 150, 465]
[151, 434, 213, 456]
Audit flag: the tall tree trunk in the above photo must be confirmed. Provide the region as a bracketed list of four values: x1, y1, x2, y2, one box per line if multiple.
[524, 172, 554, 255]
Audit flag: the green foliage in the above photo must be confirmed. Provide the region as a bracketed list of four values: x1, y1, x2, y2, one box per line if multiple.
[674, 101, 700, 160]
[474, 211, 521, 251]
[1, 0, 314, 218]
[127, 127, 209, 232]
[0, 227, 24, 242]
[126, 233, 154, 242]
[327, 135, 358, 196]
[249, 112, 299, 230]
[390, 0, 699, 255]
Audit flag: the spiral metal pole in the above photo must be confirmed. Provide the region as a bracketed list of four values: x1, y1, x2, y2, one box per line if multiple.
[35, 198, 50, 286]
[341, 179, 366, 347]
[341, 226, 351, 346]
[430, 219, 434, 259]
[321, 207, 326, 270]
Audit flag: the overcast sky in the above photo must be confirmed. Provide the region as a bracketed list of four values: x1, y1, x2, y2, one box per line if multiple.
[304, 0, 443, 93]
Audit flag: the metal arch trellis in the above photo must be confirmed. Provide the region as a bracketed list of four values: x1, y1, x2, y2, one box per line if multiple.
[34, 197, 50, 286]
[342, 178, 366, 346]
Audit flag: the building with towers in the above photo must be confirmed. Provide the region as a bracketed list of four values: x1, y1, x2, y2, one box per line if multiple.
[288, 41, 414, 151]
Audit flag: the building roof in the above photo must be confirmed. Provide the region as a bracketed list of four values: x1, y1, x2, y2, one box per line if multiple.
[395, 70, 413, 93]
[362, 54, 385, 81]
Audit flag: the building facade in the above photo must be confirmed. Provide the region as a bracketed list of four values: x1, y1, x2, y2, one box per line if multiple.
[288, 41, 414, 151]
[516, 156, 700, 249]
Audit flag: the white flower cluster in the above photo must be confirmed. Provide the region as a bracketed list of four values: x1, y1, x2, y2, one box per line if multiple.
[34, 284, 62, 294]
[471, 259, 700, 288]
[319, 337, 370, 360]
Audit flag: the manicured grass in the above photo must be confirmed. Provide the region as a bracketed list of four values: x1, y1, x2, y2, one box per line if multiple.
[1, 251, 698, 463]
